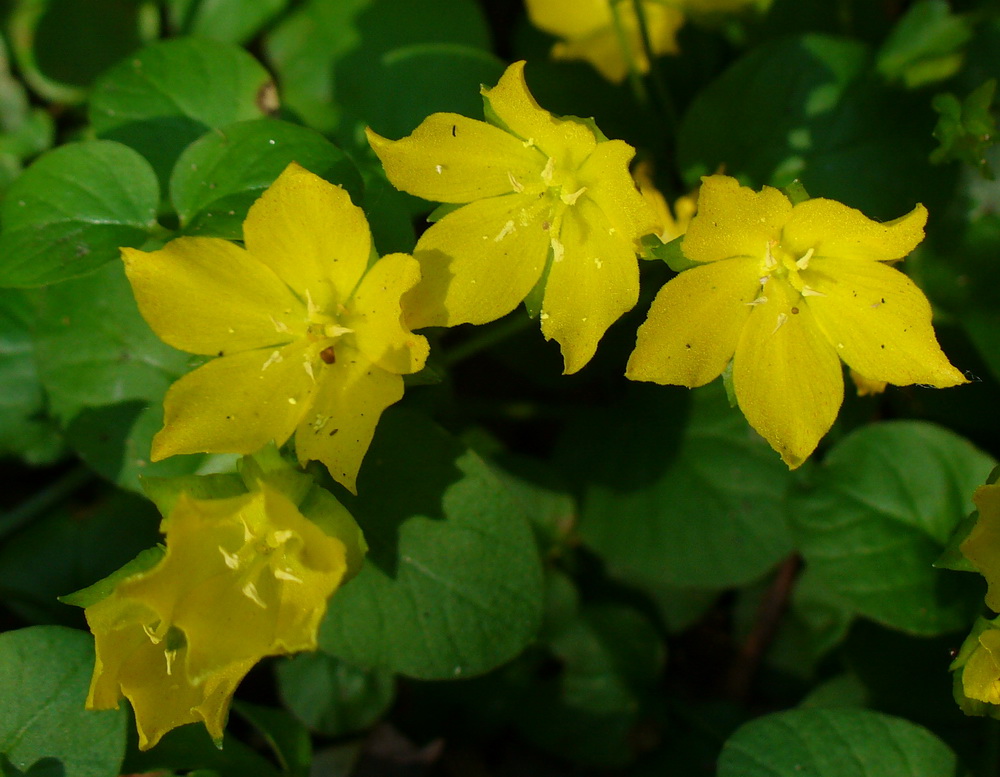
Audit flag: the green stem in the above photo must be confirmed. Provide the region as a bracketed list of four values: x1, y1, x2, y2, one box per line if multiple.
[0, 465, 93, 542]
[631, 0, 679, 132]
[609, 0, 650, 108]
[443, 314, 534, 366]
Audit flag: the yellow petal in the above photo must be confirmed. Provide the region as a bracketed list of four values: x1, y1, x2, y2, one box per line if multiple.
[122, 239, 304, 356]
[782, 199, 928, 263]
[578, 140, 658, 245]
[366, 116, 545, 204]
[627, 257, 761, 387]
[682, 175, 791, 264]
[406, 192, 550, 329]
[964, 629, 1000, 704]
[962, 483, 1000, 612]
[849, 369, 888, 397]
[552, 26, 633, 83]
[541, 199, 639, 374]
[152, 341, 317, 460]
[243, 163, 371, 312]
[294, 351, 404, 493]
[733, 279, 844, 468]
[525, 0, 611, 39]
[802, 257, 967, 387]
[482, 61, 597, 169]
[343, 252, 429, 375]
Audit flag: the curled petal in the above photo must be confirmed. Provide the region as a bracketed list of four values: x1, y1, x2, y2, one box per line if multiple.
[122, 239, 303, 356]
[733, 280, 843, 468]
[627, 257, 760, 387]
[802, 257, 966, 387]
[526, 0, 611, 39]
[344, 252, 429, 375]
[152, 341, 317, 461]
[682, 176, 791, 264]
[243, 163, 371, 312]
[542, 199, 639, 374]
[294, 351, 405, 494]
[406, 192, 550, 329]
[578, 140, 658, 245]
[482, 61, 597, 169]
[366, 116, 544, 204]
[783, 199, 927, 262]
[964, 629, 1000, 704]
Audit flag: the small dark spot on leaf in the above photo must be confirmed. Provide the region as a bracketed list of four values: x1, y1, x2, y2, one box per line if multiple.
[329, 428, 339, 437]
[791, 307, 799, 314]
[320, 346, 336, 364]
[218, 350, 224, 357]
[684, 343, 691, 349]
[451, 124, 457, 137]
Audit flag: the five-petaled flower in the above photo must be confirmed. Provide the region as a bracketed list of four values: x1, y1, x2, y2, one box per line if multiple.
[627, 175, 966, 467]
[122, 163, 429, 492]
[524, 0, 683, 83]
[367, 60, 657, 374]
[79, 483, 356, 749]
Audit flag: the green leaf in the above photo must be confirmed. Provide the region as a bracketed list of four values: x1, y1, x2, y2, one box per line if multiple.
[170, 118, 362, 239]
[0, 626, 127, 777]
[0, 141, 159, 287]
[568, 382, 795, 590]
[677, 34, 955, 220]
[58, 543, 164, 610]
[931, 80, 998, 178]
[276, 652, 395, 737]
[263, 0, 490, 134]
[166, 0, 288, 44]
[231, 702, 311, 777]
[349, 43, 505, 138]
[319, 408, 544, 680]
[0, 289, 62, 464]
[641, 233, 699, 271]
[791, 421, 995, 635]
[122, 725, 280, 777]
[9, 0, 156, 104]
[31, 261, 190, 424]
[876, 0, 972, 88]
[515, 572, 664, 767]
[89, 37, 275, 189]
[718, 708, 959, 777]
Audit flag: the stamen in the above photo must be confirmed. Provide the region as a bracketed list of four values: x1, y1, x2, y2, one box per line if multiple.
[796, 248, 814, 270]
[772, 313, 788, 334]
[324, 324, 353, 338]
[164, 648, 177, 676]
[304, 360, 315, 381]
[541, 157, 555, 185]
[494, 220, 515, 242]
[801, 286, 826, 297]
[305, 289, 318, 320]
[274, 567, 303, 583]
[746, 296, 768, 306]
[560, 186, 587, 205]
[270, 315, 290, 334]
[551, 237, 565, 264]
[507, 171, 524, 193]
[219, 546, 240, 569]
[764, 242, 777, 269]
[242, 582, 267, 608]
[261, 350, 283, 371]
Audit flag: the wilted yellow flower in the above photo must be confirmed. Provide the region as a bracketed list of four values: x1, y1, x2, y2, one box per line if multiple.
[80, 483, 354, 749]
[122, 163, 429, 493]
[627, 175, 966, 467]
[368, 61, 657, 374]
[525, 0, 683, 83]
[952, 617, 1000, 717]
[961, 481, 1000, 610]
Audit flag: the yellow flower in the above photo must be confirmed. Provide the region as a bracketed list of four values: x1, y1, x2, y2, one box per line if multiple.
[951, 617, 1000, 717]
[524, 0, 683, 83]
[82, 484, 352, 749]
[122, 163, 428, 493]
[367, 61, 658, 374]
[961, 481, 1000, 611]
[627, 175, 966, 467]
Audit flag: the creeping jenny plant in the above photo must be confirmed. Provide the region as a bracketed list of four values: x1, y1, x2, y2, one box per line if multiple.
[627, 175, 966, 467]
[368, 60, 658, 374]
[65, 453, 364, 750]
[122, 163, 429, 493]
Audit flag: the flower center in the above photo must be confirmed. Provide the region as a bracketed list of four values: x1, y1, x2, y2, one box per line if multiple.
[217, 519, 304, 610]
[540, 157, 587, 206]
[304, 290, 353, 365]
[749, 240, 822, 308]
